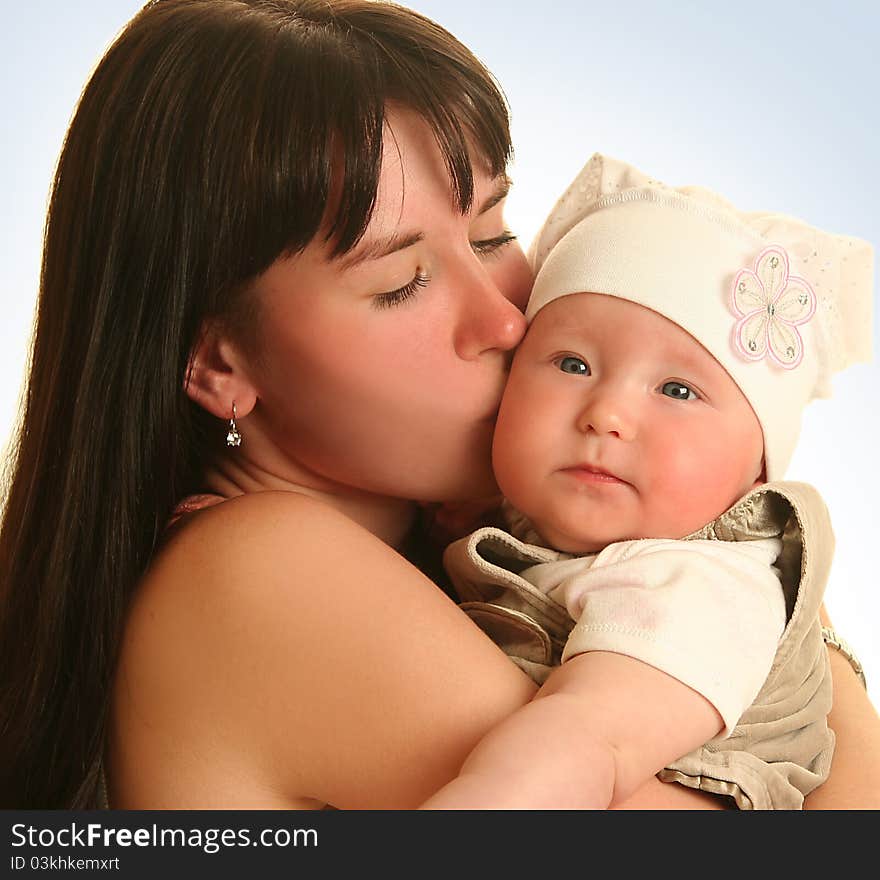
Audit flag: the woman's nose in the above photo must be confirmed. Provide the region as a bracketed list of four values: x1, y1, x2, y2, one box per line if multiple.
[575, 389, 638, 442]
[452, 269, 527, 360]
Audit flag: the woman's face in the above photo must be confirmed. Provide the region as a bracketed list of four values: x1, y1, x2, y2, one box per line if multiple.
[243, 107, 532, 502]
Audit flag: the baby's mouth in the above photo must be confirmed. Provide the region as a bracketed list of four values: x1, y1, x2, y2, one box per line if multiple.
[559, 463, 631, 486]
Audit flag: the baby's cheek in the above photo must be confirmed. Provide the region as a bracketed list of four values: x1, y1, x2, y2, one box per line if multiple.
[643, 433, 743, 536]
[491, 402, 535, 505]
[494, 407, 566, 527]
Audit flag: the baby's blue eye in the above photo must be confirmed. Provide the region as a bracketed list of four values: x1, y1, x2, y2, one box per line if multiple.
[557, 356, 590, 375]
[661, 381, 698, 401]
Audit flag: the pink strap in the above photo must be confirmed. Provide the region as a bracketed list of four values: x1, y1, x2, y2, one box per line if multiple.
[167, 493, 226, 530]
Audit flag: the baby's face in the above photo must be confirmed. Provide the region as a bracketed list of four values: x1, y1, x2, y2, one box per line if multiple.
[492, 293, 765, 553]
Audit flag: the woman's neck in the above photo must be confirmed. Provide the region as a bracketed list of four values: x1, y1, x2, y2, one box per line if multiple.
[201, 455, 418, 550]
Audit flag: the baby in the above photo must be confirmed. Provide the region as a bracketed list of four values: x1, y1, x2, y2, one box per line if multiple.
[428, 155, 873, 810]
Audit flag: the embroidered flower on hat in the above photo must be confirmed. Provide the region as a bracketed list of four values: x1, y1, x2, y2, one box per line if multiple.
[731, 245, 817, 369]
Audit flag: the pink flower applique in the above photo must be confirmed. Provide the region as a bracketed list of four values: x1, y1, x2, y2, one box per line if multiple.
[731, 245, 816, 369]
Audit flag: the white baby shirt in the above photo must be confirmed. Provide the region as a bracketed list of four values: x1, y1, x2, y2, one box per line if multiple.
[518, 536, 785, 736]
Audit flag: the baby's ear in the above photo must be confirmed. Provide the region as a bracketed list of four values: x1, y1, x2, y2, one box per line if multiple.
[184, 319, 258, 420]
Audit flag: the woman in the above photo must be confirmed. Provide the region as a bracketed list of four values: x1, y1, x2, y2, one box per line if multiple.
[1, 0, 877, 809]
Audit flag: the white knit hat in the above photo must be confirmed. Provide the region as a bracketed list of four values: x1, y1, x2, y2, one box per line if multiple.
[527, 154, 874, 480]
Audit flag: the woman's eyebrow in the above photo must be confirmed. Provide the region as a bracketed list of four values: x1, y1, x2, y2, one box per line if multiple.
[478, 175, 512, 216]
[336, 176, 510, 269]
[337, 231, 424, 269]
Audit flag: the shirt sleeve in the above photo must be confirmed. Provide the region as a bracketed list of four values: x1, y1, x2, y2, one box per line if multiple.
[540, 537, 786, 737]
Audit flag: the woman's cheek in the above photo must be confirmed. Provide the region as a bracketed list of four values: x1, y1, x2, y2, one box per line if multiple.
[491, 246, 533, 312]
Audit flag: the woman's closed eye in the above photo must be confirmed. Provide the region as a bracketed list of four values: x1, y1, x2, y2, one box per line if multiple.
[372, 271, 431, 310]
[470, 231, 517, 258]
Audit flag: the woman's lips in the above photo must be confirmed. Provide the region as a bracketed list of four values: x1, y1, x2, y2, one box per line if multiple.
[560, 464, 629, 486]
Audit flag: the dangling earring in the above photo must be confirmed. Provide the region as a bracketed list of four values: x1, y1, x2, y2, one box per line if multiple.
[226, 402, 242, 447]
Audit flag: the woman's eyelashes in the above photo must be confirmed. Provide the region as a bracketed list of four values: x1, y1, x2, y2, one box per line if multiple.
[372, 271, 431, 310]
[371, 231, 517, 310]
[470, 230, 517, 258]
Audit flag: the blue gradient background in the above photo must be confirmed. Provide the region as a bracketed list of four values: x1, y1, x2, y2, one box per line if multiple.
[3, 2, 878, 704]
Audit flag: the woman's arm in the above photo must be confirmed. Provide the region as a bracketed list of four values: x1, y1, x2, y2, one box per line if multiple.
[111, 491, 537, 809]
[803, 604, 880, 809]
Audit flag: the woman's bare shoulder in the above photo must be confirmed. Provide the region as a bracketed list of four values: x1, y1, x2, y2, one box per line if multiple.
[160, 488, 388, 566]
[132, 489, 464, 665]
[110, 491, 536, 808]
[140, 489, 457, 640]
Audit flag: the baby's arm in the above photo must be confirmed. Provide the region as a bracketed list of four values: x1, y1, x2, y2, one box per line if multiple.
[421, 650, 722, 809]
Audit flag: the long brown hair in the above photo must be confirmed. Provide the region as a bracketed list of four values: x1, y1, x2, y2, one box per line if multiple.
[0, 0, 511, 808]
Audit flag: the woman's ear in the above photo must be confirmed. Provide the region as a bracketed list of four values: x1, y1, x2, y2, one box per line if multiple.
[184, 320, 258, 420]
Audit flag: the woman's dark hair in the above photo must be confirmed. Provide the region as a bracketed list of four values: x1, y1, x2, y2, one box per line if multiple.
[0, 0, 511, 807]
